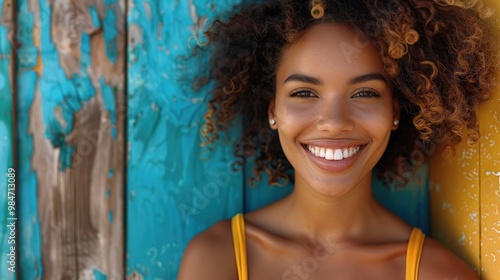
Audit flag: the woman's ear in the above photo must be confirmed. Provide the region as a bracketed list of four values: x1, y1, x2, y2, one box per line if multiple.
[268, 100, 277, 129]
[392, 98, 400, 130]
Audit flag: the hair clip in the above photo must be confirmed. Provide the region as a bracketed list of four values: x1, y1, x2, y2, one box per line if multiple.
[311, 0, 325, 19]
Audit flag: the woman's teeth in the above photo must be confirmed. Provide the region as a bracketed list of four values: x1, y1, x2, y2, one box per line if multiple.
[306, 145, 360, 161]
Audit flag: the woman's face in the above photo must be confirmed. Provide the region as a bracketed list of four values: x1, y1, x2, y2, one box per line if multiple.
[270, 23, 399, 196]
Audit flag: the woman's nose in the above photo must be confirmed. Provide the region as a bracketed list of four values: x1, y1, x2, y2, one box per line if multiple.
[315, 97, 354, 135]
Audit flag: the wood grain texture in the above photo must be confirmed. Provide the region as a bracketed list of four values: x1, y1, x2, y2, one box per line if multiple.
[17, 0, 125, 278]
[0, 0, 16, 279]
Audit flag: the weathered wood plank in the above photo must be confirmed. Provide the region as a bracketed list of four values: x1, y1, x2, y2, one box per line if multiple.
[18, 0, 125, 278]
[479, 1, 500, 275]
[479, 2, 500, 276]
[429, 135, 481, 271]
[126, 1, 247, 279]
[0, 0, 17, 279]
[428, 70, 500, 278]
[17, 0, 44, 278]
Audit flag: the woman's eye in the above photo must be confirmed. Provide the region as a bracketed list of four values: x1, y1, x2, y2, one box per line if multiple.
[352, 89, 380, 98]
[290, 90, 316, 98]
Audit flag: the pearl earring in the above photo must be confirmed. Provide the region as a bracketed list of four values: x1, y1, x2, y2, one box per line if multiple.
[393, 120, 399, 126]
[269, 118, 276, 126]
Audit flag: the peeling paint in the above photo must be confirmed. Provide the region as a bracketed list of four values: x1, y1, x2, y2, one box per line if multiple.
[458, 233, 466, 246]
[36, 23, 97, 170]
[485, 171, 500, 189]
[89, 6, 100, 29]
[103, 9, 118, 64]
[100, 77, 117, 139]
[18, 0, 126, 278]
[17, 0, 44, 278]
[93, 268, 108, 280]
[469, 211, 478, 222]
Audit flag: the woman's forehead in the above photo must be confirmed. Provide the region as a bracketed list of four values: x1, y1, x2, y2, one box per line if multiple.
[277, 24, 385, 79]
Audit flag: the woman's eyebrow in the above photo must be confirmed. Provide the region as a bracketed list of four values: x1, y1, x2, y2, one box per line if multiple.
[283, 74, 323, 85]
[283, 73, 387, 85]
[349, 73, 387, 85]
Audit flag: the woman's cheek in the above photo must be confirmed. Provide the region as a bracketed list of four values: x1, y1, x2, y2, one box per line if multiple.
[353, 103, 394, 127]
[277, 102, 316, 127]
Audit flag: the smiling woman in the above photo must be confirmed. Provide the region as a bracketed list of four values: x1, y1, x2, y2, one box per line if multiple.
[272, 24, 396, 196]
[178, 0, 499, 279]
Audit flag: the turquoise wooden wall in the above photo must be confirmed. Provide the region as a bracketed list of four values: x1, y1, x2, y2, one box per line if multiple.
[126, 1, 297, 277]
[0, 0, 428, 279]
[1, 0, 16, 279]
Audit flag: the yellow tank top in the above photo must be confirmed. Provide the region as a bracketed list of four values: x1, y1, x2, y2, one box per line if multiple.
[231, 213, 425, 280]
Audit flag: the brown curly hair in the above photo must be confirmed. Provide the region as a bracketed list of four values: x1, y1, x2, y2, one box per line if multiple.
[196, 0, 500, 187]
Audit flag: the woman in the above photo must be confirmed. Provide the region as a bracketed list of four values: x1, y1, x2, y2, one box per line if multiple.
[179, 0, 499, 279]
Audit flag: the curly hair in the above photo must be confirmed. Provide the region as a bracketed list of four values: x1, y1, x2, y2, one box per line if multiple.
[196, 0, 500, 187]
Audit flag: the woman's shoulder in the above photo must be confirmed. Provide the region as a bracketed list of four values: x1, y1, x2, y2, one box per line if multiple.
[419, 236, 479, 280]
[177, 218, 237, 280]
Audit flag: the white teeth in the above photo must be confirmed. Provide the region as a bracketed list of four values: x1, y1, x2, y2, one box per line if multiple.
[306, 145, 361, 161]
[333, 149, 343, 160]
[314, 147, 320, 157]
[325, 149, 334, 160]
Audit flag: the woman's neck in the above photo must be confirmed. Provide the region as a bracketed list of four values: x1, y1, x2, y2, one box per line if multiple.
[280, 173, 384, 243]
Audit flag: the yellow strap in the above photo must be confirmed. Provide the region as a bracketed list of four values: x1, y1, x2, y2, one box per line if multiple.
[406, 228, 425, 280]
[231, 216, 423, 280]
[231, 213, 248, 280]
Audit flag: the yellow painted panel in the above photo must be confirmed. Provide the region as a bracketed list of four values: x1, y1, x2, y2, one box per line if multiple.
[430, 2, 500, 278]
[429, 139, 481, 271]
[480, 1, 500, 278]
[480, 91, 500, 278]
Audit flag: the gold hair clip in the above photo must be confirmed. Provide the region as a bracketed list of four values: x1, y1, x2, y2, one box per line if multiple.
[311, 0, 325, 19]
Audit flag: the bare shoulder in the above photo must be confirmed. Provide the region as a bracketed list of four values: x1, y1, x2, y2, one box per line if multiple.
[419, 237, 479, 280]
[177, 219, 237, 280]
